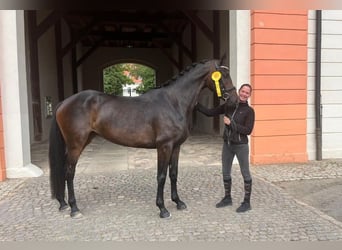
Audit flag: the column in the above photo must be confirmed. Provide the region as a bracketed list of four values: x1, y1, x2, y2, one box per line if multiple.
[0, 10, 43, 178]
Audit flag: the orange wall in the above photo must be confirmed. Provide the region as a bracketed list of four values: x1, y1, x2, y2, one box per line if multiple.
[0, 89, 6, 181]
[250, 10, 308, 164]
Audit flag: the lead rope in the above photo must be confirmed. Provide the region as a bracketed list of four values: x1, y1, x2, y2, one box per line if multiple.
[231, 105, 238, 119]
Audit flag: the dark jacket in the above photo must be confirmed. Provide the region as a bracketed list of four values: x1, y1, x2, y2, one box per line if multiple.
[196, 102, 255, 144]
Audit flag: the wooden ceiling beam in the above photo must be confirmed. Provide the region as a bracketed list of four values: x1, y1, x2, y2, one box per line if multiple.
[152, 40, 181, 71]
[36, 11, 65, 39]
[76, 38, 105, 68]
[89, 31, 170, 40]
[157, 22, 193, 61]
[182, 10, 214, 43]
[61, 17, 98, 57]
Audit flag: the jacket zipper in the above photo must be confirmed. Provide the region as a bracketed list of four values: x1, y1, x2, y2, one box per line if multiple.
[227, 106, 238, 144]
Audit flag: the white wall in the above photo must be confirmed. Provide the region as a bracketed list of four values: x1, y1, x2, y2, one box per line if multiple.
[229, 11, 251, 91]
[307, 10, 342, 159]
[0, 10, 42, 178]
[321, 10, 342, 158]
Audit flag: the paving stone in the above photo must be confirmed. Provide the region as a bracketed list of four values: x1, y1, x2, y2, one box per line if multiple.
[0, 135, 342, 241]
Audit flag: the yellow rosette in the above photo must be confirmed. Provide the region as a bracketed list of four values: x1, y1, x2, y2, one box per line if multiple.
[211, 71, 222, 97]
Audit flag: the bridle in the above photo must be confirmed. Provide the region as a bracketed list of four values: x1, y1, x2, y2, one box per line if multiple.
[212, 65, 236, 102]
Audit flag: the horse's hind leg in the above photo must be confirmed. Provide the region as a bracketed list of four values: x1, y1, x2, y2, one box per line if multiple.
[62, 132, 95, 218]
[66, 148, 83, 218]
[57, 195, 68, 211]
[54, 170, 68, 211]
[169, 146, 187, 210]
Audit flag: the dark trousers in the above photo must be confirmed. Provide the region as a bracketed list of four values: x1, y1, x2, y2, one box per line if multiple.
[221, 141, 252, 182]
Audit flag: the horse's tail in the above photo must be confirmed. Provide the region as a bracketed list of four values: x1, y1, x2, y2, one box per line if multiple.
[49, 107, 67, 200]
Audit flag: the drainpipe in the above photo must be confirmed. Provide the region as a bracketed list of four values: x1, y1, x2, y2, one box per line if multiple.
[315, 10, 322, 160]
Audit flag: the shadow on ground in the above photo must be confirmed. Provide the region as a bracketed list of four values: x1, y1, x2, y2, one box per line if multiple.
[276, 177, 342, 222]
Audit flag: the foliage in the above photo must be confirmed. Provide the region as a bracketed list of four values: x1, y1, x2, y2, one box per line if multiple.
[128, 64, 156, 94]
[103, 63, 155, 95]
[103, 64, 133, 95]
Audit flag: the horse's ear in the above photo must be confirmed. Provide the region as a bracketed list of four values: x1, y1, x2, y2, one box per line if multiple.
[219, 53, 227, 66]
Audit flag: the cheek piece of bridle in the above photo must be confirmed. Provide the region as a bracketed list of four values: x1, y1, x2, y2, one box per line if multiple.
[211, 66, 236, 101]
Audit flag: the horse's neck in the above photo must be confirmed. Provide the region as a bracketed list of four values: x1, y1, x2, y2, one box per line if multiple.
[166, 72, 206, 113]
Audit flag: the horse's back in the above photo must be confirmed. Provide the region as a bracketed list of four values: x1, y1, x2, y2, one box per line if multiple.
[56, 90, 157, 147]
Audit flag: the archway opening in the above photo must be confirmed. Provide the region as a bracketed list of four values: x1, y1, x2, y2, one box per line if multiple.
[103, 63, 156, 96]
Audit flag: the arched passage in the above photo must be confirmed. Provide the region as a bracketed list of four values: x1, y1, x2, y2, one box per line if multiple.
[102, 62, 156, 96]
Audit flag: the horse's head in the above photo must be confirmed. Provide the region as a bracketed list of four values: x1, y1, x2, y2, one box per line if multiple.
[205, 60, 239, 107]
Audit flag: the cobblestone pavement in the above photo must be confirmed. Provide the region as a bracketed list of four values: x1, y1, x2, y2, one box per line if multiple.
[1, 134, 342, 241]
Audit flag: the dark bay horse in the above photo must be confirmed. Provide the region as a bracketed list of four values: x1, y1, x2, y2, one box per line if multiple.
[49, 59, 238, 218]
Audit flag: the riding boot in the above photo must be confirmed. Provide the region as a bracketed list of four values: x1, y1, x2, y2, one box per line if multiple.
[216, 179, 232, 208]
[236, 179, 252, 213]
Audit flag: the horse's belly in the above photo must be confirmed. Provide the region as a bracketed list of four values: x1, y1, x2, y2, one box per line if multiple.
[99, 127, 157, 149]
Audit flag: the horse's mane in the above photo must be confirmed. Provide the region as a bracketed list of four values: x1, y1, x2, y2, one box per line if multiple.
[155, 59, 210, 89]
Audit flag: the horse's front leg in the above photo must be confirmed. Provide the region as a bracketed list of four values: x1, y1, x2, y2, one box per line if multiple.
[156, 145, 172, 218]
[169, 146, 187, 210]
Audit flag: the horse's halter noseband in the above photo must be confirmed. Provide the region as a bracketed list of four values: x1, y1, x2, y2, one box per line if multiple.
[211, 65, 236, 101]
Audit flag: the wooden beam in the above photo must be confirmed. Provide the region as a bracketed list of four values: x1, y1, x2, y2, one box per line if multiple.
[55, 20, 64, 101]
[191, 23, 197, 61]
[26, 11, 42, 141]
[183, 10, 214, 43]
[76, 38, 104, 68]
[157, 22, 194, 61]
[178, 32, 184, 69]
[213, 10, 221, 133]
[90, 31, 169, 40]
[61, 18, 98, 57]
[153, 40, 181, 71]
[36, 11, 65, 39]
[213, 11, 220, 59]
[71, 47, 78, 94]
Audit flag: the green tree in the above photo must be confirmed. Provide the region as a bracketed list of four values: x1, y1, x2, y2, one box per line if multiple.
[103, 64, 133, 95]
[128, 64, 156, 94]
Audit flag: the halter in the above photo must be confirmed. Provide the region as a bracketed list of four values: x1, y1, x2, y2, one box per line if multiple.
[211, 65, 236, 101]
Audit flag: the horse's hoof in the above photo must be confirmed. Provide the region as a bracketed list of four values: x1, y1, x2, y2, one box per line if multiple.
[59, 204, 69, 212]
[159, 210, 171, 219]
[70, 211, 83, 219]
[177, 201, 187, 210]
